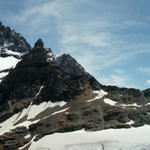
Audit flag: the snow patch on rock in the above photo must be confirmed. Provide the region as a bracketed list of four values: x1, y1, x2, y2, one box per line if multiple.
[0, 101, 67, 135]
[87, 90, 107, 102]
[104, 98, 117, 106]
[120, 103, 142, 107]
[125, 120, 135, 125]
[50, 107, 69, 116]
[2, 49, 21, 57]
[24, 134, 31, 139]
[0, 111, 39, 135]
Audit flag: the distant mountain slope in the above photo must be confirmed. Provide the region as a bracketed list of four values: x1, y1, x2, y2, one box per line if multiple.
[0, 22, 30, 54]
[0, 21, 31, 82]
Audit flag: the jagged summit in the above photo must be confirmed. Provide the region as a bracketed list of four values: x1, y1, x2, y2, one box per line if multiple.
[0, 21, 31, 83]
[0, 21, 30, 54]
[56, 53, 87, 75]
[0, 38, 96, 121]
[24, 39, 47, 63]
[34, 39, 44, 48]
[32, 39, 56, 62]
[19, 39, 56, 66]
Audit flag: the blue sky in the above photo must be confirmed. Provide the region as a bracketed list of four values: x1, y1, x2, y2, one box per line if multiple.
[0, 0, 150, 89]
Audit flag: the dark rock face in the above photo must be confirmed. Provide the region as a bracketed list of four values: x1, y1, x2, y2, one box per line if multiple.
[56, 53, 87, 75]
[102, 85, 150, 105]
[143, 89, 150, 97]
[34, 39, 44, 47]
[0, 21, 31, 84]
[0, 39, 96, 123]
[0, 21, 30, 57]
[56, 53, 102, 91]
[0, 127, 30, 150]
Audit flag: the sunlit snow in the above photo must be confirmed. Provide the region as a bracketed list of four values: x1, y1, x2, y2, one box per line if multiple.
[0, 56, 20, 71]
[125, 120, 135, 125]
[104, 98, 117, 105]
[28, 125, 150, 150]
[87, 90, 107, 102]
[0, 101, 67, 135]
[120, 103, 142, 107]
[50, 107, 69, 116]
[24, 134, 31, 139]
[3, 49, 21, 57]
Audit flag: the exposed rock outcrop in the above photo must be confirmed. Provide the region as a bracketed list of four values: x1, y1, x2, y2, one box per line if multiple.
[0, 39, 96, 123]
[0, 22, 30, 56]
[0, 21, 31, 84]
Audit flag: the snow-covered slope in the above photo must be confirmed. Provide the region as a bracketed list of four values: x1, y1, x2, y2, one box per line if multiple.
[0, 56, 20, 82]
[27, 126, 150, 150]
[0, 101, 67, 135]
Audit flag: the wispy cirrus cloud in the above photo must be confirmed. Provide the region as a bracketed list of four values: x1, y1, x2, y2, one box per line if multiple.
[137, 67, 150, 74]
[99, 74, 127, 87]
[98, 73, 139, 88]
[2, 0, 150, 89]
[113, 69, 124, 74]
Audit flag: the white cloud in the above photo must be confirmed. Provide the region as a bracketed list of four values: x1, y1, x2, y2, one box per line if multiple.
[83, 33, 110, 47]
[4, 0, 150, 89]
[59, 22, 112, 48]
[137, 67, 150, 74]
[12, 1, 61, 23]
[98, 74, 139, 88]
[98, 74, 127, 87]
[146, 80, 150, 84]
[113, 69, 124, 74]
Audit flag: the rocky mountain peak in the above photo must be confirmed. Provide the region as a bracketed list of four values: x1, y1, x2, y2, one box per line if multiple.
[22, 39, 56, 65]
[0, 21, 31, 58]
[0, 21, 5, 32]
[0, 38, 95, 103]
[56, 53, 87, 75]
[34, 39, 44, 48]
[26, 39, 47, 63]
[0, 22, 31, 83]
[31, 39, 56, 62]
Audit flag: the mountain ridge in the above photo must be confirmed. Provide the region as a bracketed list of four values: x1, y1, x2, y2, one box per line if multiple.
[0, 23, 150, 150]
[0, 21, 31, 83]
[0, 21, 30, 54]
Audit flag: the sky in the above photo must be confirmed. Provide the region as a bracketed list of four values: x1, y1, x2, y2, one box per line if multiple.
[0, 0, 150, 90]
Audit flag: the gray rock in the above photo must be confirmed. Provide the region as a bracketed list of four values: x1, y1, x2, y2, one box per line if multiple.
[56, 53, 87, 75]
[0, 21, 31, 58]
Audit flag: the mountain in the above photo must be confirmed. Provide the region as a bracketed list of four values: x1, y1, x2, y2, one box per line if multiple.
[0, 23, 150, 150]
[0, 22, 31, 83]
[56, 53, 87, 75]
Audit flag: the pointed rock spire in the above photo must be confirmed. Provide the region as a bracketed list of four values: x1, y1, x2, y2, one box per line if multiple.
[34, 39, 44, 48]
[32, 39, 56, 62]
